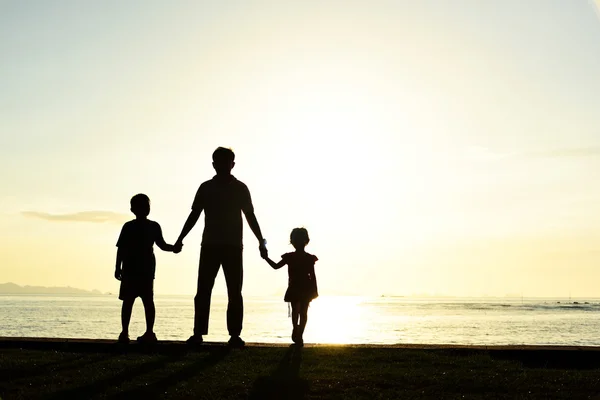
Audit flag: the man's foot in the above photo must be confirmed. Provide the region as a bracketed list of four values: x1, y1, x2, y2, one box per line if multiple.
[187, 335, 204, 345]
[137, 332, 158, 344]
[228, 336, 245, 348]
[118, 332, 130, 344]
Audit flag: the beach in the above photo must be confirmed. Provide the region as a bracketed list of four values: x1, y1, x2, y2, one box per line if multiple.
[2, 338, 600, 399]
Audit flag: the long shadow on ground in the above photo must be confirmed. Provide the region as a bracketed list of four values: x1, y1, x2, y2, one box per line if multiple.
[46, 351, 189, 399]
[110, 345, 231, 399]
[1, 352, 120, 383]
[248, 345, 308, 400]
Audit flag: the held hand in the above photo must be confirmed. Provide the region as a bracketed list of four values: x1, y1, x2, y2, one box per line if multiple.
[114, 268, 122, 281]
[173, 241, 183, 254]
[259, 244, 268, 259]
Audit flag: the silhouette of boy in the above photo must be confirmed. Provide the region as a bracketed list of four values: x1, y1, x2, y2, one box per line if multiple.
[174, 147, 267, 347]
[115, 193, 174, 344]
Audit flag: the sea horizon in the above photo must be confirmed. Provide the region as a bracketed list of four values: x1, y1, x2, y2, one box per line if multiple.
[4, 292, 600, 301]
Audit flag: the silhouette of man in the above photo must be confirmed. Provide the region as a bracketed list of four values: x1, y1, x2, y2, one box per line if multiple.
[174, 147, 267, 347]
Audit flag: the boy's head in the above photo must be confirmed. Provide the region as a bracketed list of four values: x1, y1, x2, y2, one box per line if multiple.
[130, 193, 150, 218]
[212, 147, 235, 175]
[290, 227, 310, 249]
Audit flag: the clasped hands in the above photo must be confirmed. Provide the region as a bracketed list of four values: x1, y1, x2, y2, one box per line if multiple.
[173, 241, 183, 254]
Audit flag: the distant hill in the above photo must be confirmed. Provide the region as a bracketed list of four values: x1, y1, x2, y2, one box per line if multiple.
[0, 282, 104, 295]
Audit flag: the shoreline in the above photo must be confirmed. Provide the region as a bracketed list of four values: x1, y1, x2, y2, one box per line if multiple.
[2, 336, 600, 352]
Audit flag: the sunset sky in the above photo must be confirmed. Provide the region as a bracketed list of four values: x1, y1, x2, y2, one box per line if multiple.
[1, 0, 600, 297]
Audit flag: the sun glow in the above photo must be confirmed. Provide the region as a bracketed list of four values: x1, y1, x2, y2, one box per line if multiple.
[306, 296, 368, 344]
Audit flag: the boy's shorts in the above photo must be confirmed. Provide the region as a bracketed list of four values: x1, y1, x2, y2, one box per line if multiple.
[119, 278, 154, 301]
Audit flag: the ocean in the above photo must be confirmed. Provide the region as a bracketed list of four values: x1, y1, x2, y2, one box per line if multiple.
[1, 294, 599, 346]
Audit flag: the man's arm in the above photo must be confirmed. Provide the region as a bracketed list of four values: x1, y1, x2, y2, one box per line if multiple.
[243, 209, 267, 258]
[174, 208, 202, 252]
[244, 210, 264, 243]
[241, 184, 267, 257]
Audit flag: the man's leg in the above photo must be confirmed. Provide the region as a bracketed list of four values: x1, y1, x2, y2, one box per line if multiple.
[194, 246, 221, 336]
[222, 246, 243, 338]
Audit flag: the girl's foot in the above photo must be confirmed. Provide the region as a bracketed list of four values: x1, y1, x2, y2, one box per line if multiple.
[291, 327, 299, 343]
[118, 332, 130, 344]
[296, 336, 304, 347]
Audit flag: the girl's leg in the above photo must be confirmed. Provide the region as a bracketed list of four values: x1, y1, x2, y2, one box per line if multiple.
[298, 302, 310, 343]
[291, 302, 300, 342]
[121, 298, 135, 335]
[141, 296, 156, 334]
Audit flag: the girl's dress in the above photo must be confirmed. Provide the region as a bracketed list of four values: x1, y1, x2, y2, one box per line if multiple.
[281, 251, 319, 303]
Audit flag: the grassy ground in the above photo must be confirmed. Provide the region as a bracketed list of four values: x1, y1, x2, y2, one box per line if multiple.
[1, 341, 600, 399]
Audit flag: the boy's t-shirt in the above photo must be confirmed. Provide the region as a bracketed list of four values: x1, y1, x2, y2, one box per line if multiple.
[116, 219, 162, 280]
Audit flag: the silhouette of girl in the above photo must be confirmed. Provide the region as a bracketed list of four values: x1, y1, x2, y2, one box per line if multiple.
[262, 228, 318, 345]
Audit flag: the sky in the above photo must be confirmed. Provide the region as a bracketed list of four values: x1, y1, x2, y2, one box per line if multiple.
[1, 0, 600, 297]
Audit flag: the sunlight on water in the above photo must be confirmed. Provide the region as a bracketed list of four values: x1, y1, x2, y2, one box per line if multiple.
[307, 296, 366, 344]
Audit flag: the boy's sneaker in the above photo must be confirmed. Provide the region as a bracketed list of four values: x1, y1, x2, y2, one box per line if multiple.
[137, 332, 158, 344]
[228, 336, 245, 348]
[118, 332, 130, 344]
[186, 335, 204, 345]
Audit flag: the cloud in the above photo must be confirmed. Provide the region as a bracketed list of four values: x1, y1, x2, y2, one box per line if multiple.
[21, 211, 129, 224]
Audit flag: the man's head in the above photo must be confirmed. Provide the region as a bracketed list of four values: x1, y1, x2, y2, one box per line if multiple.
[212, 147, 235, 175]
[130, 193, 150, 218]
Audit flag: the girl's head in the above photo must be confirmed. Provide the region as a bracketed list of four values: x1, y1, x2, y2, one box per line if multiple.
[290, 227, 310, 249]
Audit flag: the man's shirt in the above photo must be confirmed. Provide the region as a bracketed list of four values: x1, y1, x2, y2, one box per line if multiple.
[192, 175, 253, 247]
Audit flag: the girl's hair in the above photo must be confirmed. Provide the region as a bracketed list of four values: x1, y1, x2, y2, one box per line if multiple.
[290, 227, 310, 246]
